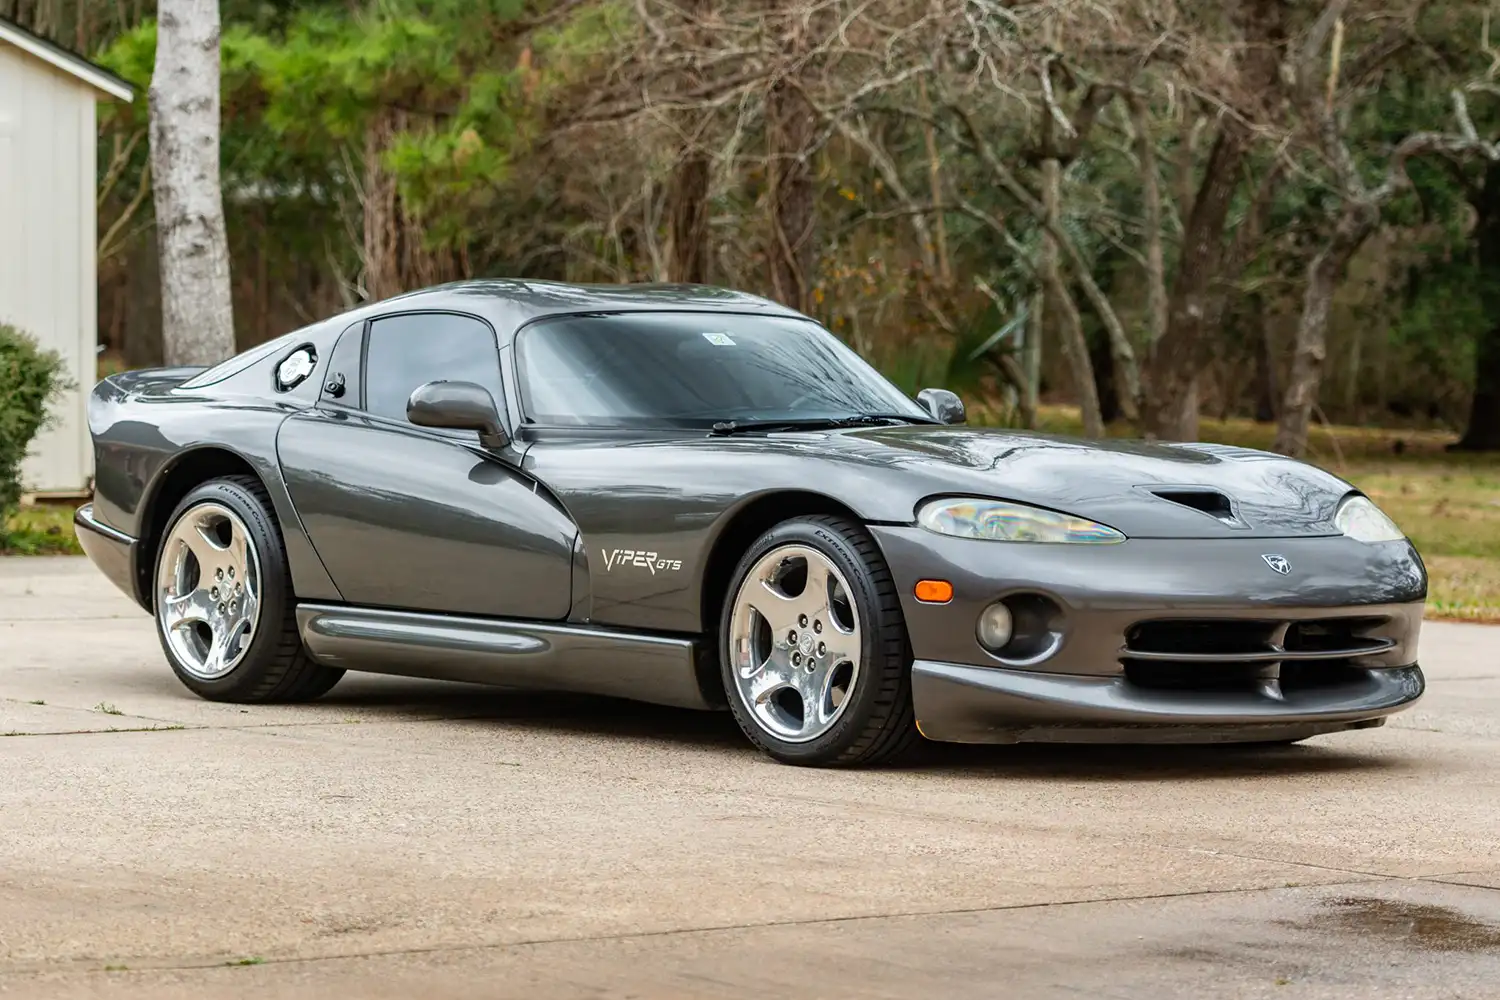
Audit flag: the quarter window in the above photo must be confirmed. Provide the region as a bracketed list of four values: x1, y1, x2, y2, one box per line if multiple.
[363, 313, 502, 421]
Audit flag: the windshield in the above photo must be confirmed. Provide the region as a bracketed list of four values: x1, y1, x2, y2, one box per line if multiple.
[515, 312, 929, 428]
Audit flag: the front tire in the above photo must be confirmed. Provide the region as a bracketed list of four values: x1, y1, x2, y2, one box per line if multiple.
[720, 515, 917, 767]
[153, 475, 343, 703]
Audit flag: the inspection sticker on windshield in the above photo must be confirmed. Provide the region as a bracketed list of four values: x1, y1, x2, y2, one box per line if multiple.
[701, 332, 736, 346]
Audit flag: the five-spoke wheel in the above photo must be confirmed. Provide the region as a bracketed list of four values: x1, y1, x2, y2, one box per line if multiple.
[720, 515, 917, 766]
[157, 502, 262, 680]
[729, 544, 862, 743]
[153, 476, 343, 703]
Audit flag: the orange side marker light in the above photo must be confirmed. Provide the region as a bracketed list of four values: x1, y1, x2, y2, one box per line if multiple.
[914, 579, 953, 604]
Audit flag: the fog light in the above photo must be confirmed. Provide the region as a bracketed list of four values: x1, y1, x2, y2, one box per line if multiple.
[976, 593, 1066, 664]
[976, 601, 1014, 651]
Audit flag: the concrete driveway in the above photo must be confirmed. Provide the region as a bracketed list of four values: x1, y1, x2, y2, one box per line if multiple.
[2, 556, 1498, 999]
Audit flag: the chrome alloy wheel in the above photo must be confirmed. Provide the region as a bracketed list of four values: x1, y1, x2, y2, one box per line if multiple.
[156, 502, 262, 680]
[728, 544, 862, 743]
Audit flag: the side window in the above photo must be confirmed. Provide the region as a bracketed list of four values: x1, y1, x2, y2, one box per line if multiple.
[363, 313, 503, 421]
[319, 321, 365, 406]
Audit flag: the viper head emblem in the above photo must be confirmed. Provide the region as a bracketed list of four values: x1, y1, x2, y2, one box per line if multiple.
[1261, 553, 1291, 575]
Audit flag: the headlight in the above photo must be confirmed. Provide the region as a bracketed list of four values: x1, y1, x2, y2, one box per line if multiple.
[1335, 495, 1404, 543]
[917, 498, 1125, 544]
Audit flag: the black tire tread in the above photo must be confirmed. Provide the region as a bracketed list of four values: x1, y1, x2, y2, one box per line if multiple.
[160, 474, 342, 704]
[219, 474, 343, 704]
[723, 514, 918, 767]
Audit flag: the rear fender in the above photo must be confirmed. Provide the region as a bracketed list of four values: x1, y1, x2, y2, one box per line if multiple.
[88, 383, 345, 607]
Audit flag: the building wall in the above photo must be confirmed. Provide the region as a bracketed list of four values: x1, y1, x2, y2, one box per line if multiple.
[0, 42, 98, 494]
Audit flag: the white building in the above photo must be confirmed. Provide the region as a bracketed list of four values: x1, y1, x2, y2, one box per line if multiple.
[0, 16, 133, 496]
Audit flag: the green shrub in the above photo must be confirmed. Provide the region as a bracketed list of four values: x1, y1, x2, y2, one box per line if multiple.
[0, 324, 69, 517]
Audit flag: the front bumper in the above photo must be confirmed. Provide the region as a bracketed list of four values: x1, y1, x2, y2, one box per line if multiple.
[74, 503, 145, 609]
[911, 660, 1423, 744]
[869, 526, 1427, 744]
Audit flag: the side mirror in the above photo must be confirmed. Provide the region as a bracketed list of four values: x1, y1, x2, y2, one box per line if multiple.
[407, 380, 510, 450]
[916, 387, 966, 425]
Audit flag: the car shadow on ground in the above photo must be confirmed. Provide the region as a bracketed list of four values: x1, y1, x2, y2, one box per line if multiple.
[310, 676, 1406, 783]
[898, 740, 1404, 782]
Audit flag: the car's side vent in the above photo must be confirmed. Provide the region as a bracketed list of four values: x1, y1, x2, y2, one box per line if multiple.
[1150, 489, 1240, 525]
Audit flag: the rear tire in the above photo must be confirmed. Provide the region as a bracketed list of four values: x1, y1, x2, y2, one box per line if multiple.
[153, 475, 343, 703]
[720, 515, 917, 767]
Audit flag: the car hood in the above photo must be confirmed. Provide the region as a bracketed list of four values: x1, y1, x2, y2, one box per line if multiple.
[819, 426, 1358, 539]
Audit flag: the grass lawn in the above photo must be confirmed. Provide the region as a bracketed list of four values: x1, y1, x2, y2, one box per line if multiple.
[5, 411, 1496, 620]
[2, 504, 80, 555]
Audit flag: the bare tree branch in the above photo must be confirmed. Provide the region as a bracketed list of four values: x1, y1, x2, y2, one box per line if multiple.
[1127, 91, 1167, 346]
[98, 160, 152, 262]
[947, 99, 1141, 416]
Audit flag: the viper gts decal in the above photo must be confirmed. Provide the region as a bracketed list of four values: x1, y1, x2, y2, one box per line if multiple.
[601, 548, 682, 574]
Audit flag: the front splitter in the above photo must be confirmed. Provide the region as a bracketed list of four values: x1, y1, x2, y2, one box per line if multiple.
[911, 659, 1425, 745]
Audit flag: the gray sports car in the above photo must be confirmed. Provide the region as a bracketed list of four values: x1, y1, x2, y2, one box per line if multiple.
[74, 281, 1426, 766]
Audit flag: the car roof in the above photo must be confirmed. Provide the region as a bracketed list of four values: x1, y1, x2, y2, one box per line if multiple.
[325, 279, 806, 340]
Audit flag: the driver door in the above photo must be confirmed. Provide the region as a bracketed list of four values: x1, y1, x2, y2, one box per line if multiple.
[277, 312, 576, 619]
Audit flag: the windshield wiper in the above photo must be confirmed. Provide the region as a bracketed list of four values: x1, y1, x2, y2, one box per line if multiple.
[827, 414, 935, 427]
[709, 419, 823, 436]
[709, 414, 930, 436]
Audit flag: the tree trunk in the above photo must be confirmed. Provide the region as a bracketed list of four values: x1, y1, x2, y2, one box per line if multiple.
[1041, 158, 1103, 437]
[362, 114, 401, 301]
[1456, 323, 1500, 450]
[766, 79, 816, 312]
[1455, 161, 1500, 451]
[1129, 94, 1168, 347]
[765, 2, 817, 315]
[1140, 128, 1243, 441]
[1174, 115, 1204, 229]
[664, 0, 712, 285]
[360, 110, 457, 300]
[1253, 298, 1278, 423]
[1274, 202, 1378, 456]
[918, 77, 952, 287]
[666, 153, 711, 283]
[149, 0, 234, 366]
[1139, 0, 1284, 440]
[1024, 289, 1043, 429]
[1091, 332, 1119, 425]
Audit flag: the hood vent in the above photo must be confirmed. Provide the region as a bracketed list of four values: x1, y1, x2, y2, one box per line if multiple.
[1169, 442, 1283, 462]
[1150, 489, 1244, 527]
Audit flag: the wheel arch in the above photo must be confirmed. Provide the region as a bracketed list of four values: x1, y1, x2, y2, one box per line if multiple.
[697, 490, 866, 663]
[134, 447, 265, 610]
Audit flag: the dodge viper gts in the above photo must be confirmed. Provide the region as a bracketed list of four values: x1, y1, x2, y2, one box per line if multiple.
[74, 280, 1426, 766]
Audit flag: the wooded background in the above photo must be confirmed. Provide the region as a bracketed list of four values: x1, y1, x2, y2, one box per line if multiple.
[7, 0, 1500, 454]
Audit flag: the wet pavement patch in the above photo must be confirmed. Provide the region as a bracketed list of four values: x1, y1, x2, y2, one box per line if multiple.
[1312, 896, 1500, 953]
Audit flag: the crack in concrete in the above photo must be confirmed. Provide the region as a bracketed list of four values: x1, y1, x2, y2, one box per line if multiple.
[0, 876, 1392, 978]
[1426, 877, 1500, 892]
[0, 725, 192, 737]
[0, 700, 493, 733]
[1167, 846, 1395, 882]
[0, 616, 140, 623]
